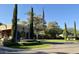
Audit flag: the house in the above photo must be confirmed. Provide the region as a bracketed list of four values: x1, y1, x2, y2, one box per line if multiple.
[0, 24, 11, 38]
[0, 21, 30, 39]
[59, 33, 77, 40]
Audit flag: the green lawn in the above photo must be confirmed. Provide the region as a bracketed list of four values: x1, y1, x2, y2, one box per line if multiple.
[7, 39, 79, 49]
[7, 41, 51, 49]
[44, 39, 66, 42]
[43, 39, 79, 43]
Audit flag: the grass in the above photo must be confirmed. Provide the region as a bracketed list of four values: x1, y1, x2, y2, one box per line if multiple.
[6, 39, 79, 49]
[44, 39, 66, 42]
[43, 39, 79, 43]
[6, 41, 51, 49]
[10, 44, 51, 49]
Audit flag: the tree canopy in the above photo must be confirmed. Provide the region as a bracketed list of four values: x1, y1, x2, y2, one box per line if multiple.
[45, 22, 63, 38]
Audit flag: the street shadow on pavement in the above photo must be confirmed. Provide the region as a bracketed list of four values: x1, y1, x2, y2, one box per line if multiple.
[26, 52, 69, 54]
[53, 52, 69, 54]
[29, 51, 49, 54]
[75, 53, 79, 54]
[0, 47, 27, 54]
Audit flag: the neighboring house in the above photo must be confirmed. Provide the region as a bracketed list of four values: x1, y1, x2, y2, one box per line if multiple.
[59, 34, 64, 37]
[0, 21, 30, 39]
[0, 24, 11, 38]
[77, 34, 79, 37]
[59, 33, 77, 40]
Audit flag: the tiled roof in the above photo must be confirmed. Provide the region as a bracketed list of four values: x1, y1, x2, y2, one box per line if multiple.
[0, 21, 29, 31]
[0, 25, 12, 31]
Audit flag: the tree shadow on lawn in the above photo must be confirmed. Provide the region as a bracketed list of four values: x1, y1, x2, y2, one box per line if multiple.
[22, 42, 43, 46]
[43, 42, 74, 45]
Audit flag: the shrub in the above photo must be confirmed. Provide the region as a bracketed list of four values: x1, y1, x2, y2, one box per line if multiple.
[3, 40, 20, 47]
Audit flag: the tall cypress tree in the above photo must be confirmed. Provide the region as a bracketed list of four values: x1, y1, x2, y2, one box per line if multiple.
[11, 4, 18, 43]
[74, 21, 77, 39]
[42, 9, 46, 36]
[29, 7, 34, 39]
[63, 23, 68, 40]
[42, 9, 46, 24]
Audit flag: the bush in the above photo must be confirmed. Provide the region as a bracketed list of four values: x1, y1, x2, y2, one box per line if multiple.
[3, 40, 20, 47]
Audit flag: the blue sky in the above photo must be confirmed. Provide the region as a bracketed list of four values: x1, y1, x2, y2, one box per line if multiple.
[0, 4, 79, 30]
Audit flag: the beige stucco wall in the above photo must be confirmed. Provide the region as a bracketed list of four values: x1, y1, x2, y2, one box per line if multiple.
[0, 21, 29, 33]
